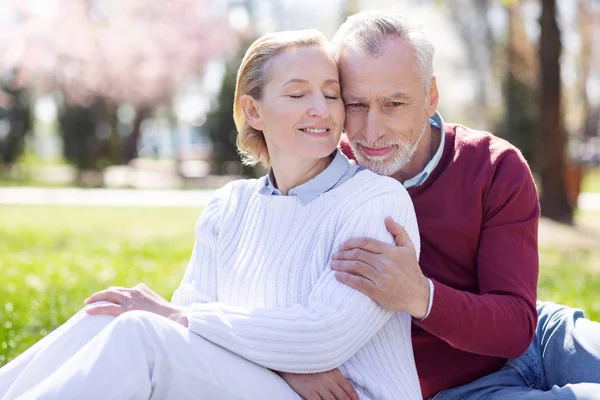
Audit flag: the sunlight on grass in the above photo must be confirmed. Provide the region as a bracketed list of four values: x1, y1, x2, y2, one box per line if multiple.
[1, 205, 599, 366]
[0, 205, 201, 365]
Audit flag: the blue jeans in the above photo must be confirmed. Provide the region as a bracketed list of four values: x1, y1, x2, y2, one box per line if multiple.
[433, 301, 600, 400]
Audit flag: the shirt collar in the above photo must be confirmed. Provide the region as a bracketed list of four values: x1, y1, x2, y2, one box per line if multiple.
[259, 149, 350, 204]
[403, 111, 446, 189]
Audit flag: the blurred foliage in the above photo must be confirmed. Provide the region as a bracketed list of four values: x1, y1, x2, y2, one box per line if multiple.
[0, 0, 235, 169]
[497, 70, 538, 165]
[204, 44, 261, 177]
[58, 104, 100, 172]
[0, 74, 32, 166]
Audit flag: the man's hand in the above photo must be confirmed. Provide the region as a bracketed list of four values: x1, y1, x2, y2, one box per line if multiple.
[331, 217, 430, 319]
[279, 370, 358, 400]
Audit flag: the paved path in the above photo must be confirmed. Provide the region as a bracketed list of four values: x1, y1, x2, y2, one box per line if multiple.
[1, 187, 600, 210]
[0, 187, 214, 208]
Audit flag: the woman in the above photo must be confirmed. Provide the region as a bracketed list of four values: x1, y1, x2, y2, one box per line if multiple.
[0, 30, 422, 400]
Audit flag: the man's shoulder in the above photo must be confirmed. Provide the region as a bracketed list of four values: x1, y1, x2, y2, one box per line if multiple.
[339, 136, 356, 161]
[449, 123, 528, 169]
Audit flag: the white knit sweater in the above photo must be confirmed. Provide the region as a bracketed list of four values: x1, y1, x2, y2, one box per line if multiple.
[171, 169, 422, 400]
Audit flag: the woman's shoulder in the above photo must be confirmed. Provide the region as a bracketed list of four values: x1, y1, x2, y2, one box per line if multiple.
[339, 169, 411, 204]
[214, 177, 264, 196]
[207, 177, 265, 209]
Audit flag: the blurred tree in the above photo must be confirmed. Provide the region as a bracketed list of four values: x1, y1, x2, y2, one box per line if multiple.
[499, 2, 538, 165]
[446, 0, 499, 128]
[0, 71, 32, 167]
[537, 0, 573, 223]
[0, 0, 235, 173]
[204, 43, 263, 177]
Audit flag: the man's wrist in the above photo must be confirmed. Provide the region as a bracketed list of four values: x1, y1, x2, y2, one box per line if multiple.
[411, 277, 432, 320]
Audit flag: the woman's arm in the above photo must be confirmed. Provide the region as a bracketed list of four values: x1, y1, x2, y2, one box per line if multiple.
[184, 184, 419, 373]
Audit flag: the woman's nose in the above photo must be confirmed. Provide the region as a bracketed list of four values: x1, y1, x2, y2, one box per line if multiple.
[308, 94, 330, 119]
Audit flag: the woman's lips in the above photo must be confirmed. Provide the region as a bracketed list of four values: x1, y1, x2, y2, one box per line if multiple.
[299, 127, 330, 137]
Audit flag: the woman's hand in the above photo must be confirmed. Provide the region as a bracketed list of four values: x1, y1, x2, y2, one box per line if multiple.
[279, 370, 358, 400]
[85, 283, 189, 327]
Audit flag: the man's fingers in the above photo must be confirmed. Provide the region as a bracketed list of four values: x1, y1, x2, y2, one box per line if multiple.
[334, 272, 377, 296]
[85, 303, 125, 316]
[384, 217, 413, 248]
[85, 289, 128, 306]
[330, 260, 376, 280]
[333, 248, 380, 268]
[338, 237, 390, 254]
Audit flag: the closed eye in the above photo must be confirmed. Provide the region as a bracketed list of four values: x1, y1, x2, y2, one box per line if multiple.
[289, 94, 304, 99]
[346, 103, 366, 108]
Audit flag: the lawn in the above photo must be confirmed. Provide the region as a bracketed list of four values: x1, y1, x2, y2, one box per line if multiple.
[1, 205, 600, 367]
[0, 205, 200, 366]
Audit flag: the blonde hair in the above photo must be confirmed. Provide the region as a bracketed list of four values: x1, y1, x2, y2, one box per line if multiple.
[233, 29, 330, 166]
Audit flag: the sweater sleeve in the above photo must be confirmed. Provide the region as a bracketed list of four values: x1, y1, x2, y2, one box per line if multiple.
[415, 149, 539, 358]
[170, 191, 222, 306]
[186, 184, 420, 373]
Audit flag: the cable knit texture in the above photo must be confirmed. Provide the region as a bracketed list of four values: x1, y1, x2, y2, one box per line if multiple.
[171, 169, 422, 400]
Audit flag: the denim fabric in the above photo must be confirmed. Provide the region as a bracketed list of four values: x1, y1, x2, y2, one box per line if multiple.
[432, 302, 600, 400]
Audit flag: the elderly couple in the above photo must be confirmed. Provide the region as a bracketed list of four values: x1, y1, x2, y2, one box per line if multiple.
[2, 11, 600, 400]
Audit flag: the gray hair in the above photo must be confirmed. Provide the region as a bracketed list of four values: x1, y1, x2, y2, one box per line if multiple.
[331, 11, 435, 91]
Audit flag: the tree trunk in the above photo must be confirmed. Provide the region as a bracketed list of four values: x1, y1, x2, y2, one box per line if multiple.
[123, 107, 150, 163]
[538, 0, 574, 223]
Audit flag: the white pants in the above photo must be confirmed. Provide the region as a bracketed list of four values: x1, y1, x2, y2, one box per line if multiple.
[0, 302, 300, 400]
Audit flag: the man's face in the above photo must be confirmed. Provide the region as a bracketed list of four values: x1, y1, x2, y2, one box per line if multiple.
[338, 38, 438, 176]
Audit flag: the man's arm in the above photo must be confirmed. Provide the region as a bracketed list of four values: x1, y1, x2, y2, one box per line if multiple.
[414, 150, 539, 358]
[332, 150, 539, 358]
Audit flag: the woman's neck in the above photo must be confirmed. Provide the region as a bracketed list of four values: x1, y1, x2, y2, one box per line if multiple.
[270, 154, 333, 195]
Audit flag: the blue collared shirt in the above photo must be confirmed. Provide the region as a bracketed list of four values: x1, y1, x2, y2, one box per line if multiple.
[261, 112, 445, 198]
[403, 112, 446, 189]
[260, 112, 447, 320]
[260, 149, 363, 205]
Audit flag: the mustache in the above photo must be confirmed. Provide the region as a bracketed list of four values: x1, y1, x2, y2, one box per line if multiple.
[354, 139, 404, 148]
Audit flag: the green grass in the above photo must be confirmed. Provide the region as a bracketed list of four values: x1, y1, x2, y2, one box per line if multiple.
[582, 166, 600, 193]
[0, 205, 200, 365]
[1, 206, 599, 367]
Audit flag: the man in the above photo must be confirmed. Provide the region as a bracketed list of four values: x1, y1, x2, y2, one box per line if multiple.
[281, 11, 600, 400]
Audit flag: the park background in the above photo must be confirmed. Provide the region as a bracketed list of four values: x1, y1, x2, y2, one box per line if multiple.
[1, 0, 600, 366]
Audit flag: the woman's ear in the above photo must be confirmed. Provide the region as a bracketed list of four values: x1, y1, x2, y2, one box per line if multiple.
[240, 95, 265, 131]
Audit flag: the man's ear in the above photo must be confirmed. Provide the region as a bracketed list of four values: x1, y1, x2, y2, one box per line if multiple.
[426, 76, 439, 117]
[240, 95, 265, 131]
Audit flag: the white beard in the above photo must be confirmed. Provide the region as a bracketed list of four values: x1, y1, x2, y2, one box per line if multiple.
[349, 117, 429, 176]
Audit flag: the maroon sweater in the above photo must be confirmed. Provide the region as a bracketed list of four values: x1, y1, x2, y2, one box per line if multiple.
[341, 124, 539, 399]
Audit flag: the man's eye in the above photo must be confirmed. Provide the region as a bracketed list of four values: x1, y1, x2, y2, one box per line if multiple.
[346, 103, 364, 108]
[389, 101, 404, 107]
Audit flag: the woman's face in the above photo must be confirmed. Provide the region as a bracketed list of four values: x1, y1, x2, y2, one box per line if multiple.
[254, 45, 345, 164]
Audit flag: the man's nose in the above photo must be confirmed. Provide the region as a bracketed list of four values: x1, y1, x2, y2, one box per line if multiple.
[364, 109, 384, 142]
[308, 94, 330, 119]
